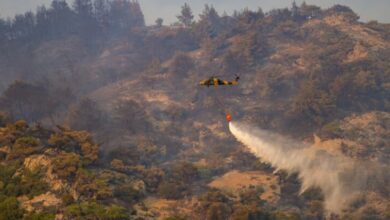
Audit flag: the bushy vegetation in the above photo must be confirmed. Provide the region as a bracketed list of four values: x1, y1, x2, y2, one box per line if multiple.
[64, 202, 129, 220]
[0, 120, 134, 219]
[0, 197, 24, 220]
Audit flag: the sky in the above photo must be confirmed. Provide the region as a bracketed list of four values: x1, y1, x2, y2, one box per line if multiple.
[0, 0, 389, 25]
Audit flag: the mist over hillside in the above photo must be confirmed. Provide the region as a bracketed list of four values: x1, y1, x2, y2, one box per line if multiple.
[0, 1, 389, 219]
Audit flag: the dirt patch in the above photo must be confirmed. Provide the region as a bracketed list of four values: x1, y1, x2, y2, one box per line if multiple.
[270, 43, 312, 73]
[143, 90, 177, 106]
[324, 15, 389, 49]
[0, 145, 10, 154]
[24, 154, 67, 192]
[19, 192, 62, 212]
[304, 15, 389, 49]
[208, 170, 280, 203]
[346, 112, 384, 128]
[344, 43, 368, 63]
[312, 135, 355, 157]
[24, 155, 51, 171]
[207, 122, 229, 139]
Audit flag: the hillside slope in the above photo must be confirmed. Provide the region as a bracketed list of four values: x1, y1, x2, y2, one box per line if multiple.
[0, 2, 389, 219]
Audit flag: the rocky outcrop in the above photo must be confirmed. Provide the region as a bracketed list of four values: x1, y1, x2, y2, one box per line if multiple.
[24, 153, 68, 192]
[19, 192, 62, 212]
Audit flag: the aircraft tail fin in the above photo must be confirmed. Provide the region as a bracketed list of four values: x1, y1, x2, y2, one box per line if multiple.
[231, 76, 239, 85]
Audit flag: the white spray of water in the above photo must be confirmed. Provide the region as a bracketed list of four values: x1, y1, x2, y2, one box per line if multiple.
[229, 121, 361, 213]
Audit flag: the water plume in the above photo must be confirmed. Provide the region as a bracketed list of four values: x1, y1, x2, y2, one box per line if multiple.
[229, 121, 367, 213]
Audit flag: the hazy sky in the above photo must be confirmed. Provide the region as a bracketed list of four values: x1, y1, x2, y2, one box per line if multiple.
[0, 0, 389, 25]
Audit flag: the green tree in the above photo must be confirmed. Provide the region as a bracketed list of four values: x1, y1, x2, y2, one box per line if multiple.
[129, 1, 145, 27]
[171, 162, 199, 183]
[155, 18, 163, 27]
[290, 80, 336, 127]
[49, 0, 74, 37]
[0, 197, 24, 220]
[114, 184, 143, 203]
[206, 203, 230, 220]
[157, 181, 185, 199]
[8, 136, 40, 159]
[65, 202, 129, 220]
[195, 4, 221, 38]
[52, 152, 81, 180]
[198, 191, 232, 220]
[73, 0, 93, 17]
[64, 202, 106, 220]
[177, 3, 194, 27]
[108, 0, 144, 33]
[23, 211, 55, 220]
[326, 5, 359, 22]
[106, 205, 129, 220]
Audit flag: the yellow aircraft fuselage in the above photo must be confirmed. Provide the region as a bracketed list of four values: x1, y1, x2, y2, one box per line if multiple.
[199, 76, 239, 87]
